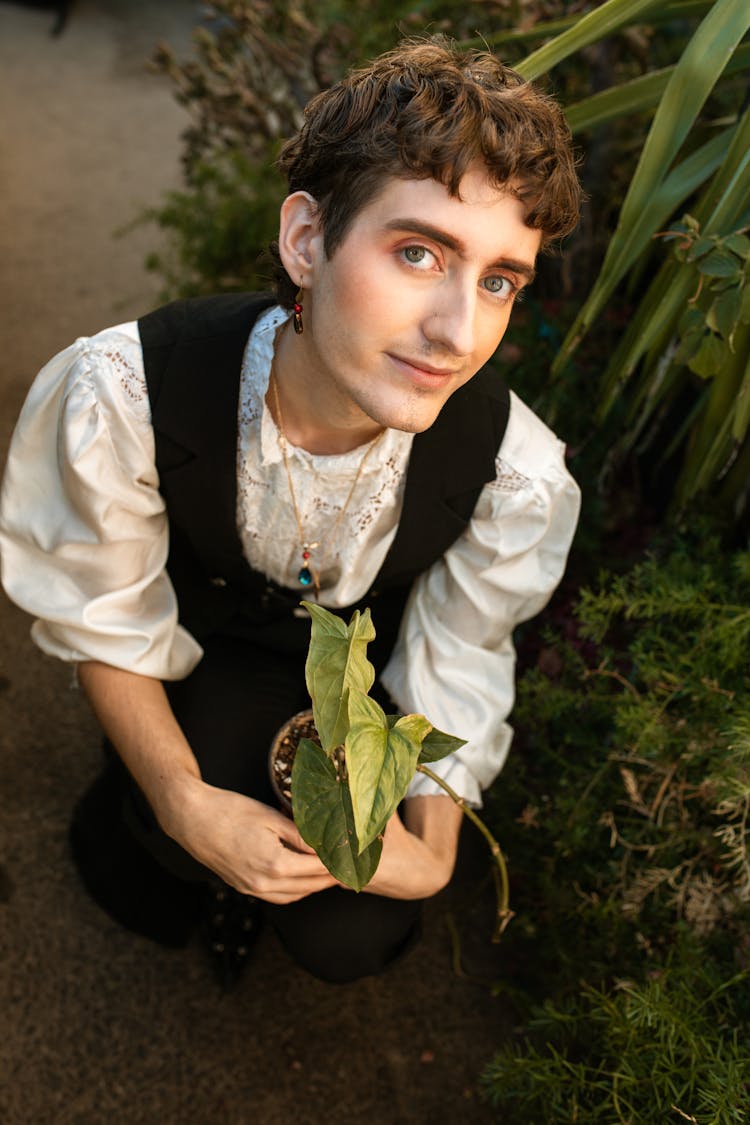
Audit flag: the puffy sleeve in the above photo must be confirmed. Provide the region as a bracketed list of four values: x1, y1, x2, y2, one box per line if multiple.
[380, 392, 580, 807]
[0, 327, 203, 679]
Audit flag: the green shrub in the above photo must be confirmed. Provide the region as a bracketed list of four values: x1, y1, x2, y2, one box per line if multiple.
[482, 944, 750, 1124]
[140, 148, 286, 298]
[479, 529, 750, 1118]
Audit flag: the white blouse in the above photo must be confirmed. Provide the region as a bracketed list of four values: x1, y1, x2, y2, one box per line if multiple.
[0, 306, 580, 806]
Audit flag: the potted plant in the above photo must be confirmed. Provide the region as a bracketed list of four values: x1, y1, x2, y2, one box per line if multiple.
[270, 602, 512, 937]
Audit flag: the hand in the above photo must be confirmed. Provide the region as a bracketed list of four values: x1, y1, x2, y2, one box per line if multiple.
[165, 776, 337, 904]
[362, 796, 463, 900]
[74, 663, 335, 903]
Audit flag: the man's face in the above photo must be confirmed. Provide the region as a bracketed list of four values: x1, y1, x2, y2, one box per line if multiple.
[302, 166, 542, 435]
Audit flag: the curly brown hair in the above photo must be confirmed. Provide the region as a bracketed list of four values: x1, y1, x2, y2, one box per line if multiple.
[272, 37, 582, 307]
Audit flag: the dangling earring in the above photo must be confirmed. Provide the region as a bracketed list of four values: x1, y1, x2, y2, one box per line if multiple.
[293, 288, 304, 335]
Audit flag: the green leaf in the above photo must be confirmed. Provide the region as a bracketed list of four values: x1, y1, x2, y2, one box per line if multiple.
[709, 275, 743, 293]
[565, 67, 672, 135]
[386, 715, 468, 762]
[418, 726, 468, 764]
[516, 0, 663, 82]
[675, 325, 706, 366]
[678, 305, 706, 336]
[565, 42, 750, 135]
[291, 737, 381, 891]
[303, 603, 375, 755]
[731, 349, 750, 441]
[686, 235, 719, 262]
[555, 128, 735, 377]
[555, 0, 750, 371]
[707, 286, 743, 341]
[740, 286, 750, 324]
[698, 247, 742, 277]
[723, 232, 750, 258]
[473, 1, 717, 52]
[678, 327, 749, 495]
[594, 106, 750, 412]
[688, 334, 727, 377]
[345, 690, 430, 854]
[690, 110, 750, 237]
[613, 0, 750, 235]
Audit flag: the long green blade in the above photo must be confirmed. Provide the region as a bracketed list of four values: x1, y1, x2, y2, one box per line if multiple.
[565, 44, 750, 134]
[731, 349, 750, 443]
[556, 126, 735, 381]
[594, 105, 750, 411]
[556, 0, 750, 368]
[608, 127, 734, 277]
[567, 67, 673, 134]
[691, 106, 750, 229]
[469, 2, 713, 50]
[616, 0, 750, 237]
[516, 0, 664, 81]
[682, 329, 748, 497]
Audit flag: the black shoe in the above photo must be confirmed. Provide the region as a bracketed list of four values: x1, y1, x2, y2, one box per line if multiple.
[201, 882, 263, 990]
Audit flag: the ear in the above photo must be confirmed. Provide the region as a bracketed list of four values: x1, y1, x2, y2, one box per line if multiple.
[277, 191, 324, 286]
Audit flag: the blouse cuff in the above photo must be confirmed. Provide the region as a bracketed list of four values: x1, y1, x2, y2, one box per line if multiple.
[406, 754, 483, 807]
[29, 618, 203, 680]
[403, 719, 513, 807]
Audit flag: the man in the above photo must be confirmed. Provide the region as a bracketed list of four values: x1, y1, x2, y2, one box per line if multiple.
[0, 38, 582, 984]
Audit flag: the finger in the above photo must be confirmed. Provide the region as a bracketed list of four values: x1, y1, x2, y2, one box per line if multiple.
[274, 819, 318, 855]
[254, 873, 338, 903]
[272, 852, 333, 880]
[255, 841, 333, 881]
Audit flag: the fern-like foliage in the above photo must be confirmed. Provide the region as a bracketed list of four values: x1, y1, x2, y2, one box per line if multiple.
[480, 526, 750, 1117]
[482, 939, 750, 1124]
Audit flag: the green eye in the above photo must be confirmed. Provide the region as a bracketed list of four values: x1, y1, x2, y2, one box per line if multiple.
[484, 276, 507, 294]
[404, 246, 427, 263]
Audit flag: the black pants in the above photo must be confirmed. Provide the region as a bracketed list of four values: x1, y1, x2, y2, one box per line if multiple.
[70, 634, 423, 983]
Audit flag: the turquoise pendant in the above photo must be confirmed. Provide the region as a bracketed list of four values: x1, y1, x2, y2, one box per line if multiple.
[298, 567, 313, 587]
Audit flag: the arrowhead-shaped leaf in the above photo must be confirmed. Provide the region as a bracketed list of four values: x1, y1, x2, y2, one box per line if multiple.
[291, 737, 381, 891]
[346, 691, 431, 853]
[418, 726, 467, 763]
[303, 603, 376, 754]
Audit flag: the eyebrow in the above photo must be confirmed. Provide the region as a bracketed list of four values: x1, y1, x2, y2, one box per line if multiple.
[383, 217, 537, 284]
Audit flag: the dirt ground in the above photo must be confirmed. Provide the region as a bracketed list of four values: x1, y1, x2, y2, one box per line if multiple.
[0, 4, 510, 1122]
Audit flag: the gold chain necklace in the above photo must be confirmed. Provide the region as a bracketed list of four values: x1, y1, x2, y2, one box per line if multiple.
[270, 367, 385, 597]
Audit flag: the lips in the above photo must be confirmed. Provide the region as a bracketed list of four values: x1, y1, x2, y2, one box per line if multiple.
[388, 354, 460, 379]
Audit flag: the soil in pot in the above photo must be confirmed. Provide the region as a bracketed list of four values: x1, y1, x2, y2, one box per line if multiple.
[269, 708, 320, 815]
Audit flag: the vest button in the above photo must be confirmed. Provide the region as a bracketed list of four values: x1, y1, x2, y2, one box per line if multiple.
[209, 576, 227, 588]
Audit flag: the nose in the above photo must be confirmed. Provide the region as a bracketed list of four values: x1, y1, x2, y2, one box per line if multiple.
[423, 281, 477, 358]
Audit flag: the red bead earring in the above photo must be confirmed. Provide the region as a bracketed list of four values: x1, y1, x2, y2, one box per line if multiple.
[293, 288, 304, 335]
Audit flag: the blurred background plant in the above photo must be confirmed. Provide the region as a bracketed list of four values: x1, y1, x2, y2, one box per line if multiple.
[136, 0, 750, 1116]
[517, 0, 750, 521]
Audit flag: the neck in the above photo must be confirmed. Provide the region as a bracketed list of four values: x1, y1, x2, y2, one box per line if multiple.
[268, 321, 384, 455]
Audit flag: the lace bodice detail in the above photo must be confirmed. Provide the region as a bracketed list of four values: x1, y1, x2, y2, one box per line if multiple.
[236, 306, 413, 604]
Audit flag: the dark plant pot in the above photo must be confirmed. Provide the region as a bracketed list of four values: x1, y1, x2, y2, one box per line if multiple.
[268, 708, 319, 816]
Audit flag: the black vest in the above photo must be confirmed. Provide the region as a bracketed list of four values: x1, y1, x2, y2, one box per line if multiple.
[138, 293, 510, 665]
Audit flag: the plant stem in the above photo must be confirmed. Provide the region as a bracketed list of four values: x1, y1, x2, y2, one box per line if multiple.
[416, 764, 514, 940]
